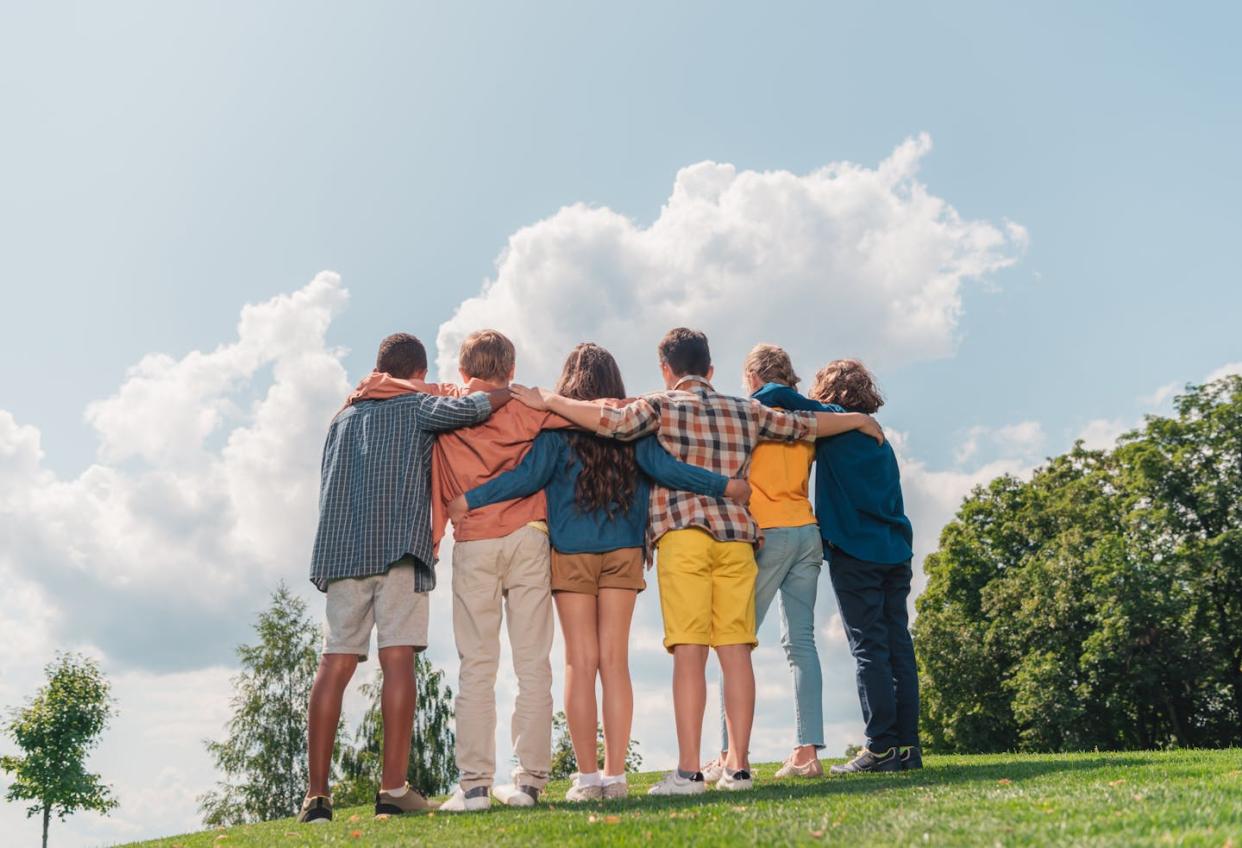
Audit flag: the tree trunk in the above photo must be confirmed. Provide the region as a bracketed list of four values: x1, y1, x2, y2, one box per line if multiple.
[42, 803, 49, 848]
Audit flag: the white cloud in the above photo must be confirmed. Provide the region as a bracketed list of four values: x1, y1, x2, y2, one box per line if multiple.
[0, 272, 350, 671]
[436, 134, 1028, 391]
[1077, 417, 1130, 451]
[954, 420, 1044, 464]
[1205, 361, 1242, 383]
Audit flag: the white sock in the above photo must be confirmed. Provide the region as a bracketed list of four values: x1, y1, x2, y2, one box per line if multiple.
[577, 771, 601, 786]
[602, 773, 626, 785]
[382, 784, 408, 797]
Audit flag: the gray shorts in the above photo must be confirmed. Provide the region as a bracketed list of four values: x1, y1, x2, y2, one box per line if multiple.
[324, 560, 429, 660]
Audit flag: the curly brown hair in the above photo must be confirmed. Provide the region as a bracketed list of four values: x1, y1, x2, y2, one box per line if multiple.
[809, 359, 885, 413]
[743, 343, 799, 387]
[556, 343, 639, 518]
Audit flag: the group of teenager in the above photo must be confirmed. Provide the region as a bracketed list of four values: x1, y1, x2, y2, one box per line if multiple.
[297, 326, 919, 823]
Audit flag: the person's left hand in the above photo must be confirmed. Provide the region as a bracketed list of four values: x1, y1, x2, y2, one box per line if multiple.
[448, 494, 469, 524]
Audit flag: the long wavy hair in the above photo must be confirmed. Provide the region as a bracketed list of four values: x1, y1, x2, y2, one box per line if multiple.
[556, 343, 638, 518]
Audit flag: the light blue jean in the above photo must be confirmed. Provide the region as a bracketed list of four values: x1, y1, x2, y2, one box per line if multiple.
[720, 524, 825, 752]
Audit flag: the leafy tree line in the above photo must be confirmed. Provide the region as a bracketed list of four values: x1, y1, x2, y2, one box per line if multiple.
[915, 376, 1242, 752]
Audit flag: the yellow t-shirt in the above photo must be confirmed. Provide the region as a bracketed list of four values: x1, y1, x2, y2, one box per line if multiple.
[747, 439, 817, 529]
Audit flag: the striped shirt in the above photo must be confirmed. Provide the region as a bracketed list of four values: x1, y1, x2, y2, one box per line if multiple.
[309, 390, 493, 592]
[595, 375, 816, 545]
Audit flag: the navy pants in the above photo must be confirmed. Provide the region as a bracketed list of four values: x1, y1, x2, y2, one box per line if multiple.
[827, 546, 920, 751]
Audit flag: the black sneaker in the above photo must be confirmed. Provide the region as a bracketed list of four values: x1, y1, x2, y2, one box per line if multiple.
[829, 747, 901, 775]
[297, 795, 332, 824]
[900, 746, 923, 770]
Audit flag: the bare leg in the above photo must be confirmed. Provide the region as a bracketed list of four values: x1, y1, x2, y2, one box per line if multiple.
[596, 588, 637, 775]
[555, 592, 600, 773]
[307, 653, 359, 797]
[671, 644, 709, 773]
[378, 646, 416, 791]
[791, 744, 818, 766]
[717, 644, 755, 772]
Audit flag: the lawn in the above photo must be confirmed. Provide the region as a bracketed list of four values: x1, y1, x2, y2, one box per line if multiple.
[128, 750, 1242, 847]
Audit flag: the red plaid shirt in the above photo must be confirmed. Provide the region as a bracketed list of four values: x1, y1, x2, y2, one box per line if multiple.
[596, 376, 817, 545]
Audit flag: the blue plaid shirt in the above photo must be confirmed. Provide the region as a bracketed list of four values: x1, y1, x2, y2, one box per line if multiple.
[310, 390, 493, 592]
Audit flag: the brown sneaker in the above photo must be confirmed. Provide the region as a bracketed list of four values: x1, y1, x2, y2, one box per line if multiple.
[375, 784, 438, 815]
[602, 779, 629, 800]
[297, 795, 332, 824]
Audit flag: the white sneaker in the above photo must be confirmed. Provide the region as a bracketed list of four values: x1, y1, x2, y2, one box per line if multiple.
[716, 767, 754, 791]
[700, 757, 725, 783]
[492, 783, 539, 807]
[438, 786, 491, 812]
[564, 773, 604, 802]
[647, 771, 706, 796]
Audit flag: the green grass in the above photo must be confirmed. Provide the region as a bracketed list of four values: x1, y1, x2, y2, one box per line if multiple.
[129, 750, 1242, 847]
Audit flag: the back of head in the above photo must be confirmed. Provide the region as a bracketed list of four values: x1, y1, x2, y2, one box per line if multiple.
[556, 343, 637, 518]
[809, 359, 884, 414]
[658, 328, 712, 378]
[376, 333, 428, 379]
[458, 330, 516, 384]
[744, 343, 799, 387]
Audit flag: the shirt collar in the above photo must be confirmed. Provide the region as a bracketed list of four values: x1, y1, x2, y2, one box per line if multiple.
[672, 374, 713, 392]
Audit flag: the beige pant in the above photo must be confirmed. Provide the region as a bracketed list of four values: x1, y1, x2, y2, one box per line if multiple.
[452, 525, 553, 791]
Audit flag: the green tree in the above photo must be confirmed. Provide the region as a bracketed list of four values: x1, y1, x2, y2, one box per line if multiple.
[198, 584, 324, 825]
[915, 375, 1242, 753]
[334, 654, 458, 804]
[1, 653, 117, 848]
[548, 711, 643, 779]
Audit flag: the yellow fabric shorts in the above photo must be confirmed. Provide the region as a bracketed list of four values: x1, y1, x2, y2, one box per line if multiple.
[655, 528, 758, 652]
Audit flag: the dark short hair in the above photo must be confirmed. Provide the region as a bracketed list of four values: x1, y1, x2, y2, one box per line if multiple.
[375, 333, 428, 379]
[658, 328, 711, 378]
[458, 330, 516, 383]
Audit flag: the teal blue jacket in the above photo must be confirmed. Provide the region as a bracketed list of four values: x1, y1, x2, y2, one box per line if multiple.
[465, 432, 729, 554]
[753, 383, 913, 565]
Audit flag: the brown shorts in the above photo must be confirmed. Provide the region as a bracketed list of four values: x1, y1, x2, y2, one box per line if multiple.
[551, 547, 646, 595]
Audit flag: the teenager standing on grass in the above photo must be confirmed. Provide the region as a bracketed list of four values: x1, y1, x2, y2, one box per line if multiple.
[450, 343, 752, 802]
[301, 334, 509, 824]
[755, 359, 919, 774]
[513, 329, 884, 795]
[705, 344, 827, 781]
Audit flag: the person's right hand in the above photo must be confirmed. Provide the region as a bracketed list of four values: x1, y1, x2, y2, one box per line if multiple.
[511, 384, 551, 411]
[485, 387, 512, 410]
[724, 478, 752, 505]
[858, 414, 885, 446]
[447, 494, 469, 524]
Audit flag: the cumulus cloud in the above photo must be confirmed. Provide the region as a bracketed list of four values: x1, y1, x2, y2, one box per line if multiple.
[1205, 361, 1242, 383]
[953, 420, 1045, 464]
[0, 272, 350, 670]
[436, 134, 1028, 391]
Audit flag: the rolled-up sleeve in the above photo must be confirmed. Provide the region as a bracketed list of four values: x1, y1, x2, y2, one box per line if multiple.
[597, 398, 661, 441]
[418, 391, 492, 432]
[754, 401, 816, 443]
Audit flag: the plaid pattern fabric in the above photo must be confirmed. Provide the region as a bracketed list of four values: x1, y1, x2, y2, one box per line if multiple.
[596, 376, 816, 545]
[310, 391, 492, 592]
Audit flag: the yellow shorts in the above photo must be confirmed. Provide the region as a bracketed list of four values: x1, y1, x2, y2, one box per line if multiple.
[655, 528, 758, 652]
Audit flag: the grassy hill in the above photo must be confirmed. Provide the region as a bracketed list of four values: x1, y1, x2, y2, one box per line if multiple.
[128, 750, 1241, 847]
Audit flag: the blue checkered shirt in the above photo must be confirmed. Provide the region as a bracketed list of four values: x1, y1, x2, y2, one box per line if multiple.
[310, 391, 493, 592]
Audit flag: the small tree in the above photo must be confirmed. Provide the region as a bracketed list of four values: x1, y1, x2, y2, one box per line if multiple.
[198, 584, 323, 825]
[335, 654, 457, 803]
[549, 711, 643, 779]
[1, 653, 117, 848]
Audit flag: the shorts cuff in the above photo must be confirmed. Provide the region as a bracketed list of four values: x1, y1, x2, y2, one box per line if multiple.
[375, 639, 428, 653]
[663, 634, 711, 653]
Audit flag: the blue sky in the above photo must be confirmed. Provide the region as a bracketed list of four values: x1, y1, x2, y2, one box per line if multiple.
[1, 2, 1240, 845]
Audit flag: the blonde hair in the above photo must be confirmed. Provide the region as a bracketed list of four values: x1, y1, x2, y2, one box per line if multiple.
[458, 330, 516, 383]
[809, 359, 884, 413]
[743, 343, 799, 387]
